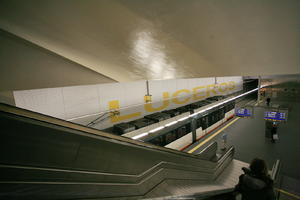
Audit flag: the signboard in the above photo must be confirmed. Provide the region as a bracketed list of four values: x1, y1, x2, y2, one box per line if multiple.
[264, 111, 286, 121]
[235, 108, 252, 117]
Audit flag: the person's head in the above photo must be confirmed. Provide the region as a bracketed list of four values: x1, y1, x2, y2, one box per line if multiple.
[250, 158, 268, 176]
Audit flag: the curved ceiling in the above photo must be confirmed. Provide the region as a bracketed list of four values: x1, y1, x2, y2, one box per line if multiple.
[0, 0, 300, 82]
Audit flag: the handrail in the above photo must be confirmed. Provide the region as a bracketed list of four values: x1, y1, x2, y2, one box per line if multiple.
[0, 102, 239, 199]
[0, 103, 199, 159]
[271, 159, 280, 181]
[86, 112, 111, 127]
[213, 146, 235, 179]
[271, 160, 300, 200]
[217, 146, 235, 164]
[0, 159, 215, 184]
[275, 188, 300, 199]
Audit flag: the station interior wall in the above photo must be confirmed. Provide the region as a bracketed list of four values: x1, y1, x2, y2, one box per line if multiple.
[13, 76, 243, 129]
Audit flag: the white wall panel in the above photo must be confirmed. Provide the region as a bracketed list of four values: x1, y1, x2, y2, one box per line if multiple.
[176, 79, 189, 91]
[149, 79, 176, 101]
[14, 88, 65, 119]
[121, 80, 146, 107]
[63, 85, 100, 119]
[98, 82, 124, 112]
[216, 76, 243, 95]
[13, 76, 243, 129]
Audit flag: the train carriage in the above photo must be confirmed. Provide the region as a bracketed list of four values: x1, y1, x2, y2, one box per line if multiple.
[114, 95, 235, 151]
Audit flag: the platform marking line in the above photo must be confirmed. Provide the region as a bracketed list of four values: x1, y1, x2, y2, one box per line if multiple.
[276, 188, 300, 199]
[188, 117, 240, 154]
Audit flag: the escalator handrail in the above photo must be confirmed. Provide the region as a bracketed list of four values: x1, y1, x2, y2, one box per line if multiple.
[0, 103, 206, 159]
[271, 159, 281, 181]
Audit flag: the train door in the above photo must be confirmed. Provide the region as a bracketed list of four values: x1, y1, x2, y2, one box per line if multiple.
[219, 106, 225, 121]
[200, 115, 208, 130]
[177, 125, 187, 138]
[196, 118, 202, 129]
[165, 131, 178, 145]
[207, 112, 214, 127]
[149, 136, 165, 146]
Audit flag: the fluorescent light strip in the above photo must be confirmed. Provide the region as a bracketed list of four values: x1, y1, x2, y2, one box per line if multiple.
[189, 87, 259, 118]
[132, 87, 261, 140]
[189, 113, 198, 117]
[165, 121, 178, 127]
[149, 126, 164, 133]
[178, 116, 189, 121]
[132, 132, 149, 140]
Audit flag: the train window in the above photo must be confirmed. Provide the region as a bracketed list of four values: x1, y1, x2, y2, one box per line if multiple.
[214, 111, 218, 123]
[230, 102, 235, 110]
[216, 109, 224, 121]
[149, 136, 164, 146]
[210, 111, 218, 125]
[208, 113, 213, 126]
[177, 126, 187, 138]
[209, 112, 214, 126]
[224, 104, 229, 112]
[221, 109, 225, 118]
[185, 122, 192, 133]
[196, 118, 201, 128]
[210, 113, 215, 125]
[200, 116, 208, 129]
[165, 131, 178, 144]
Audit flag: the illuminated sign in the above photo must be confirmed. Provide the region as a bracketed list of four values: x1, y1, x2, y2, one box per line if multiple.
[264, 111, 286, 121]
[235, 108, 252, 117]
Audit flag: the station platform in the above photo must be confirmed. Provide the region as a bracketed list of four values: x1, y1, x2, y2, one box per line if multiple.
[184, 98, 300, 182]
[0, 96, 299, 199]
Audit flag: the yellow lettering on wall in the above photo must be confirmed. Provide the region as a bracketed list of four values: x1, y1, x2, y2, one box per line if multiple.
[227, 81, 236, 90]
[109, 100, 141, 123]
[144, 92, 170, 112]
[218, 82, 228, 93]
[172, 89, 191, 104]
[206, 84, 217, 97]
[193, 86, 206, 100]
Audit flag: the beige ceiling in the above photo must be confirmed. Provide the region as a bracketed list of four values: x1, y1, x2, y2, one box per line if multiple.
[0, 0, 300, 82]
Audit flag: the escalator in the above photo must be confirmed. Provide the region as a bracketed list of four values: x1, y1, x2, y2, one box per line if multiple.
[0, 103, 247, 199]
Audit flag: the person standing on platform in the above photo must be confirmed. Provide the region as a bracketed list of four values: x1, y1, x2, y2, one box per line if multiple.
[271, 122, 278, 143]
[221, 132, 227, 150]
[266, 97, 271, 106]
[234, 158, 275, 200]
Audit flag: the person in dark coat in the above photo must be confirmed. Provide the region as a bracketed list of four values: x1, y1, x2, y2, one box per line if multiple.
[266, 97, 271, 106]
[234, 158, 275, 200]
[271, 124, 278, 143]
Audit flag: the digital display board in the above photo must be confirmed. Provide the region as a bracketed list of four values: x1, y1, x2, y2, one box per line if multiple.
[264, 111, 286, 121]
[235, 108, 252, 117]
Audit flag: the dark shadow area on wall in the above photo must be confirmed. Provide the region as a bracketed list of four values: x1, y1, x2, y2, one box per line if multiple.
[0, 29, 116, 91]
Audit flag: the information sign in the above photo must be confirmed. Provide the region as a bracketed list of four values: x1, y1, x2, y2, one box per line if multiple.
[235, 108, 252, 117]
[264, 111, 286, 121]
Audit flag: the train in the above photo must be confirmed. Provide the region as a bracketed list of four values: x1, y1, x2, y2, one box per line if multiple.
[106, 95, 236, 151]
